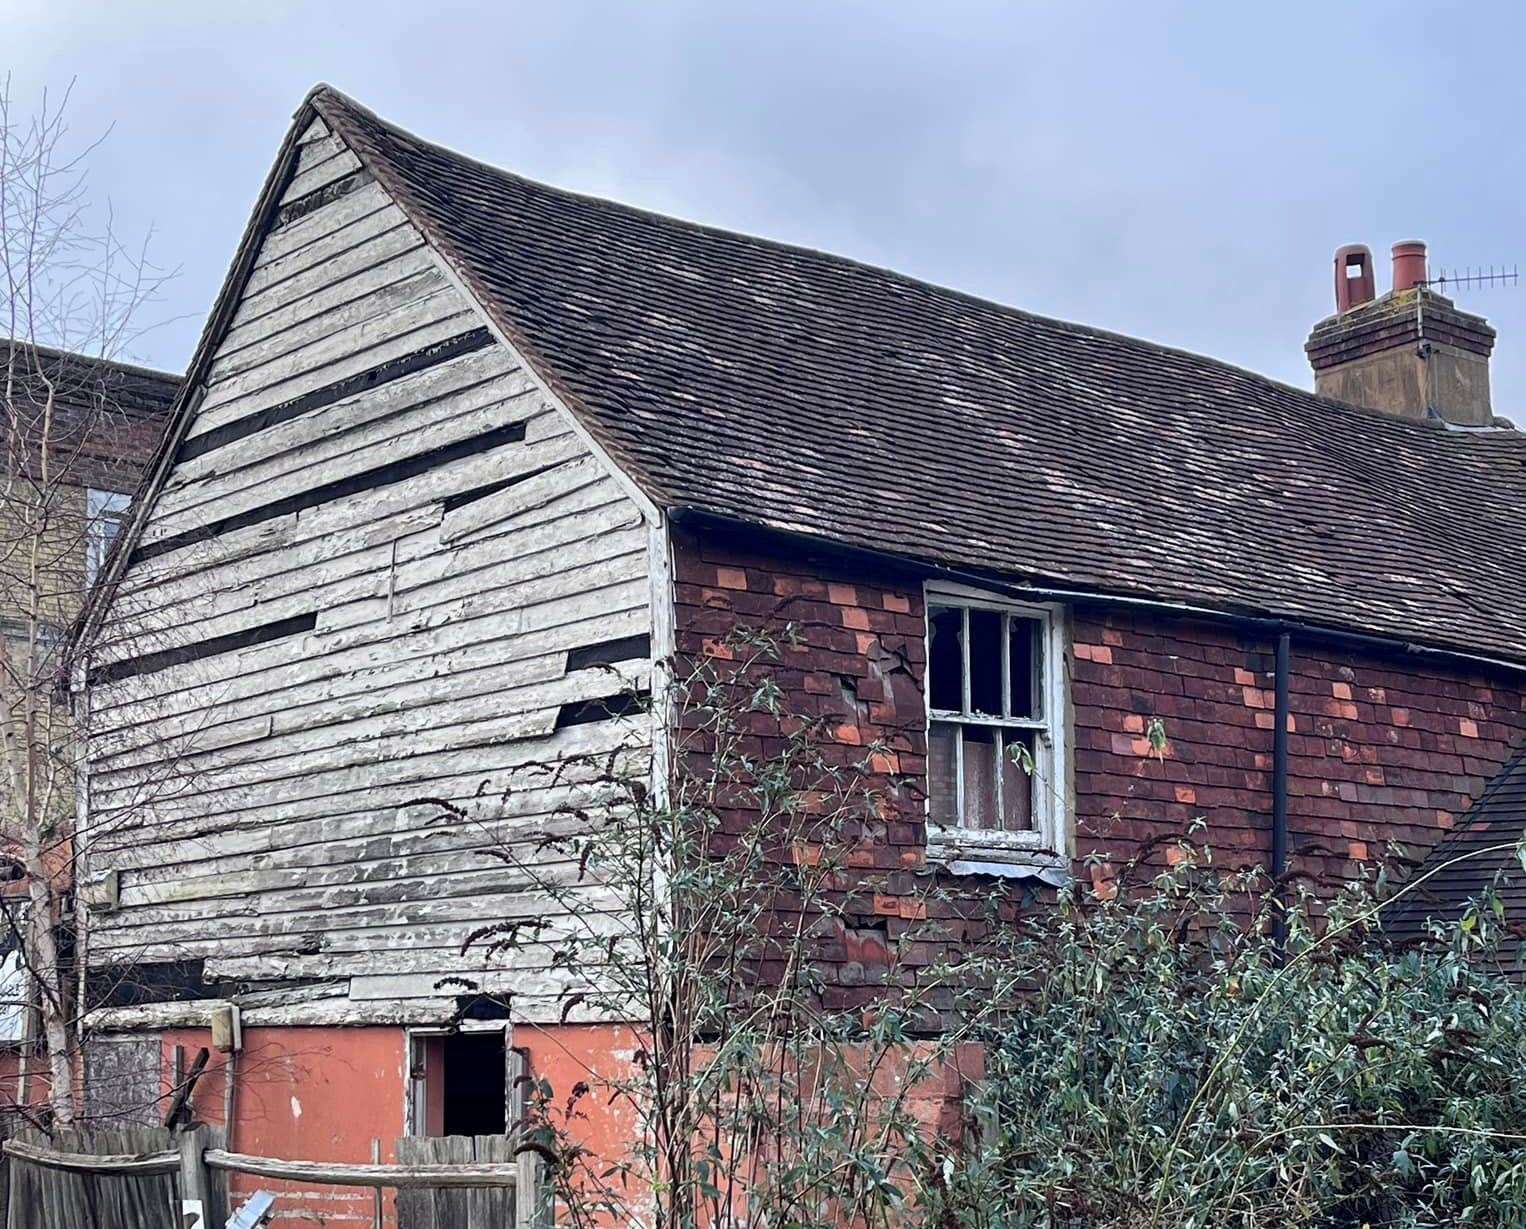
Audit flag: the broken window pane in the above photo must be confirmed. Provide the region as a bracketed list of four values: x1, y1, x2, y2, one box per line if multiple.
[1008, 616, 1042, 719]
[928, 722, 959, 827]
[968, 608, 1003, 716]
[1000, 730, 1035, 832]
[928, 606, 963, 712]
[925, 595, 1057, 848]
[962, 725, 999, 831]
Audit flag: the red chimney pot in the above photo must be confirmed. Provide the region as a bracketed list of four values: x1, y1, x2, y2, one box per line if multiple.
[1333, 244, 1375, 312]
[1392, 240, 1428, 293]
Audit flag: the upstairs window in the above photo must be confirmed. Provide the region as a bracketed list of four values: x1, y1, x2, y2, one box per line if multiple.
[87, 489, 131, 587]
[925, 588, 1067, 866]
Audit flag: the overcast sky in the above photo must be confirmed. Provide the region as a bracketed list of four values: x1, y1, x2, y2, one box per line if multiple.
[10, 1, 1526, 423]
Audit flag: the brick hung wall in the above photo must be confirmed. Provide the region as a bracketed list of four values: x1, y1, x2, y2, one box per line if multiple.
[673, 524, 1526, 908]
[672, 525, 977, 1013]
[1071, 609, 1526, 896]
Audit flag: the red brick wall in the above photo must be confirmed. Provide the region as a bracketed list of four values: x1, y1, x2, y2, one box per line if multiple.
[674, 524, 1526, 903]
[1070, 609, 1525, 895]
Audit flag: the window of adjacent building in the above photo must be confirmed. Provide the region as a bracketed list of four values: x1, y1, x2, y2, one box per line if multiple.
[0, 897, 27, 1044]
[86, 488, 132, 587]
[925, 587, 1067, 863]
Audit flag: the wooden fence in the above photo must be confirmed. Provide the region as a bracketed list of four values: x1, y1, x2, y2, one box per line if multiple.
[0, 1126, 543, 1229]
[3, 1127, 224, 1229]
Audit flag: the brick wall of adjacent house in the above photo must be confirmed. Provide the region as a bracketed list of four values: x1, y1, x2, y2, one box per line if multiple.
[673, 524, 1526, 922]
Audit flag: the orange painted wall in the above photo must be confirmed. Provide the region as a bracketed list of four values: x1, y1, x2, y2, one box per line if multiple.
[162, 1025, 409, 1226]
[148, 1021, 637, 1228]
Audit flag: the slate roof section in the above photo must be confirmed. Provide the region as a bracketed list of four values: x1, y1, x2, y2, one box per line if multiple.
[1384, 748, 1526, 948]
[310, 87, 1526, 664]
[4, 341, 180, 489]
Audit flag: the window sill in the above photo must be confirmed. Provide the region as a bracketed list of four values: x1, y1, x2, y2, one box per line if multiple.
[927, 830, 1070, 886]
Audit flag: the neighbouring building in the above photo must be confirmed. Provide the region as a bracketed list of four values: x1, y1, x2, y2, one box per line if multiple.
[71, 87, 1525, 1223]
[0, 342, 178, 1094]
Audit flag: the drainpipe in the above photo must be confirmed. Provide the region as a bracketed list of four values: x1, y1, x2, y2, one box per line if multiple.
[1271, 631, 1291, 949]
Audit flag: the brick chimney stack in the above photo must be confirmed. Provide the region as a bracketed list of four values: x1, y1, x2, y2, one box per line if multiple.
[1306, 240, 1497, 426]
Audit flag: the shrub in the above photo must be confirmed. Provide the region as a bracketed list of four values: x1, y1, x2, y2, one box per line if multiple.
[935, 853, 1526, 1229]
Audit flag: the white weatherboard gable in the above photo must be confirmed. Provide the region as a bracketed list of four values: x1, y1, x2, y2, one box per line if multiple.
[86, 117, 654, 1023]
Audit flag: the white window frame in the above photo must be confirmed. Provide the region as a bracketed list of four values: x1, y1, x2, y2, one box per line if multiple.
[924, 582, 1069, 872]
[86, 488, 131, 587]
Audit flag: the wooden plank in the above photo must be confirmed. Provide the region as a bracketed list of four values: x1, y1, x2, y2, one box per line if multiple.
[152, 356, 538, 533]
[113, 449, 610, 650]
[224, 226, 429, 340]
[281, 147, 362, 202]
[394, 1138, 434, 1229]
[202, 280, 465, 407]
[89, 572, 648, 774]
[92, 592, 643, 750]
[194, 300, 477, 434]
[204, 1147, 519, 1189]
[93, 535, 647, 759]
[91, 779, 629, 885]
[205, 266, 453, 387]
[145, 373, 529, 549]
[89, 711, 646, 835]
[148, 377, 549, 556]
[102, 485, 641, 694]
[1, 1138, 179, 1176]
[291, 131, 347, 173]
[246, 185, 401, 285]
[473, 1135, 513, 1228]
[177, 1127, 212, 1226]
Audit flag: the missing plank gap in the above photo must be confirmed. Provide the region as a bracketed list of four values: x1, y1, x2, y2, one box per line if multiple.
[135, 418, 529, 565]
[553, 689, 650, 730]
[439, 458, 575, 514]
[565, 634, 651, 672]
[90, 611, 317, 687]
[179, 328, 495, 463]
[271, 169, 374, 229]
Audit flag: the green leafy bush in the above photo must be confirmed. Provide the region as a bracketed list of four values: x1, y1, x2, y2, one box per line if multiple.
[936, 854, 1526, 1229]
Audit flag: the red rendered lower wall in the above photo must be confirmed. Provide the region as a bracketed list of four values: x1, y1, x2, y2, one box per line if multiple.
[160, 1025, 407, 1226]
[143, 1022, 637, 1228]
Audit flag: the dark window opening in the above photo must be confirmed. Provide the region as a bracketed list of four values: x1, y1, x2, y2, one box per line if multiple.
[968, 609, 1003, 715]
[413, 1030, 508, 1137]
[928, 606, 963, 712]
[442, 1032, 507, 1136]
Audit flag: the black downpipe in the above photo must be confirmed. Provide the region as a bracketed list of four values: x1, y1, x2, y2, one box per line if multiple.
[1272, 631, 1291, 950]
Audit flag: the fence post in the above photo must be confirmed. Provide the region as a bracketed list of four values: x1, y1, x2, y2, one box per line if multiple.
[178, 1126, 212, 1228]
[371, 1138, 383, 1229]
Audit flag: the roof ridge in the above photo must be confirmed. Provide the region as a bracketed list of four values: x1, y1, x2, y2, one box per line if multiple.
[3, 337, 181, 386]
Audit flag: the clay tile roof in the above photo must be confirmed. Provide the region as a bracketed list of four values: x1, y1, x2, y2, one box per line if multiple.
[309, 86, 1526, 666]
[1383, 748, 1526, 952]
[4, 341, 181, 489]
